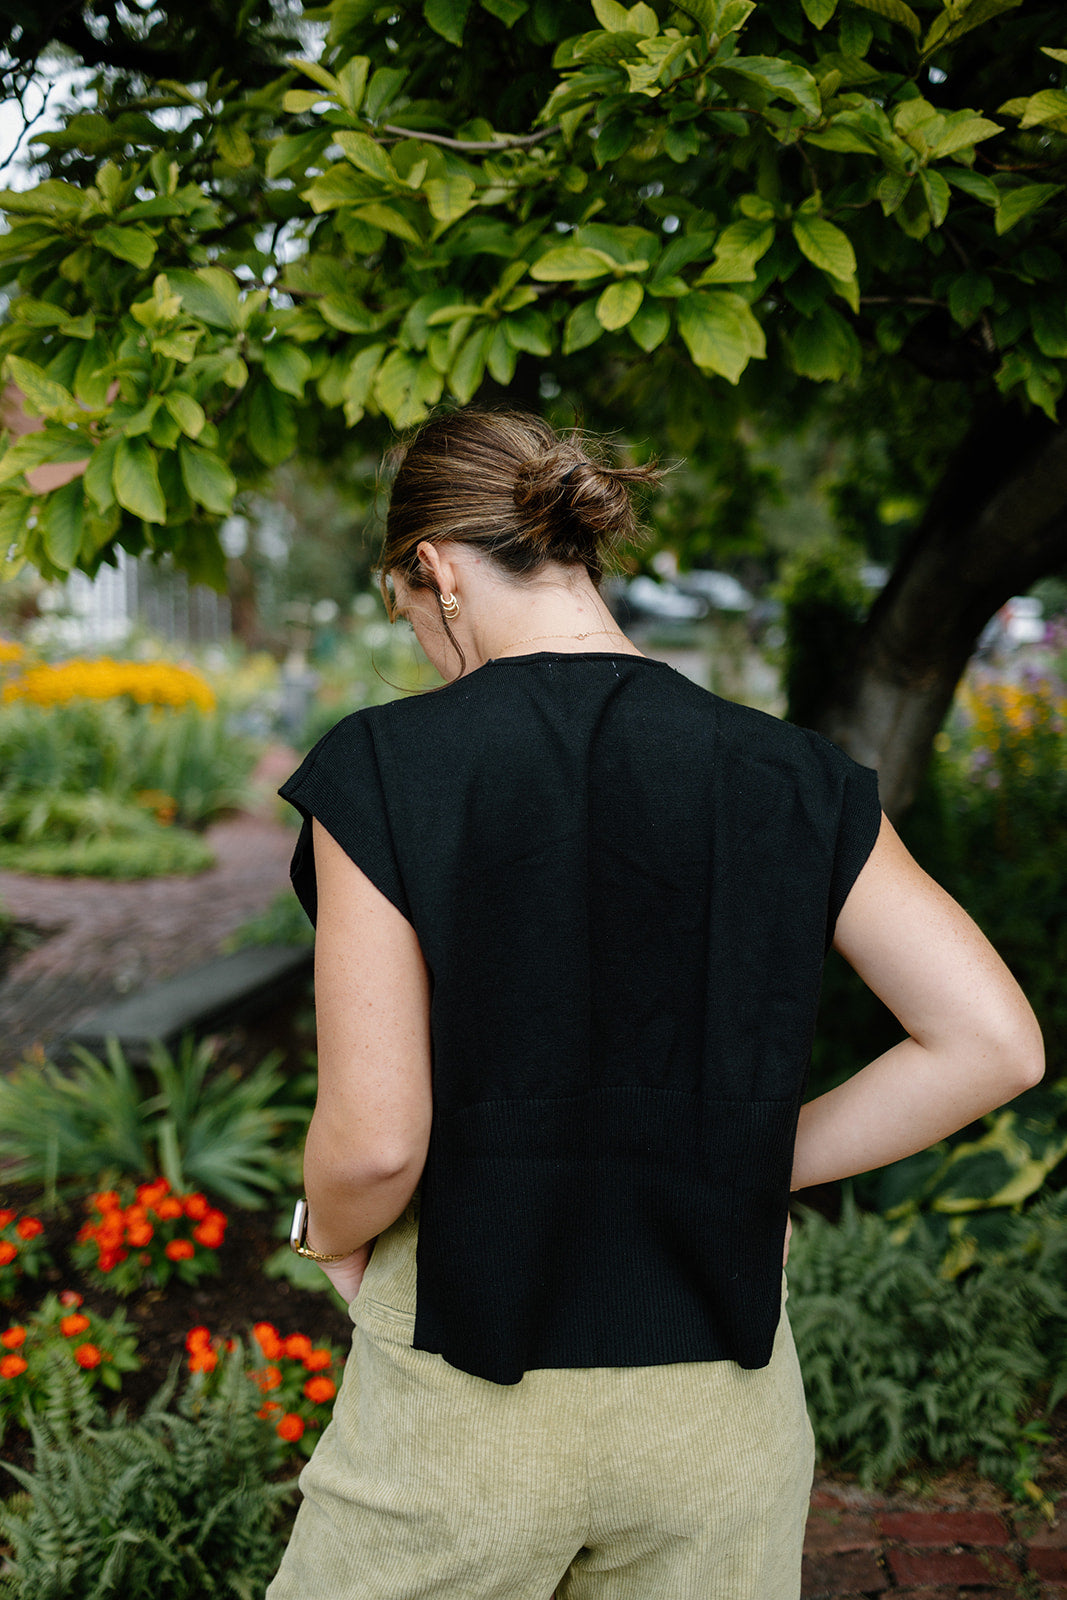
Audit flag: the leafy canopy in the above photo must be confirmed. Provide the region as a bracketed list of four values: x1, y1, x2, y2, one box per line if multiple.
[1, 0, 1066, 584]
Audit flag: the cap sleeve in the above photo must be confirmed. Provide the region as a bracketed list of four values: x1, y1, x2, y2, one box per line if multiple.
[278, 714, 411, 927]
[825, 747, 882, 942]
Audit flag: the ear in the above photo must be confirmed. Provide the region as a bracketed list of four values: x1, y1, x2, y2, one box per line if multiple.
[416, 540, 457, 599]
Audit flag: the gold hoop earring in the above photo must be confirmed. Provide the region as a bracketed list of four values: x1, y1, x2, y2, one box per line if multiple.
[440, 592, 460, 620]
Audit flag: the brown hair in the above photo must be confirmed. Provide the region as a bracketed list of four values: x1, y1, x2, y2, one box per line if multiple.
[379, 408, 661, 616]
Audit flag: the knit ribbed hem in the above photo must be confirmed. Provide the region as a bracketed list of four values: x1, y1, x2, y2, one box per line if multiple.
[413, 1086, 800, 1385]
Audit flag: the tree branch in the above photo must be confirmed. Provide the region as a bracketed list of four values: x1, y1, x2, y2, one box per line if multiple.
[378, 122, 559, 152]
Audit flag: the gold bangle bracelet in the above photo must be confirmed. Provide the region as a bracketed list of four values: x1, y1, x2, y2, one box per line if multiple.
[289, 1197, 355, 1263]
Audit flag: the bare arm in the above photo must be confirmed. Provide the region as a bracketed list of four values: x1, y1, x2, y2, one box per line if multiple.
[791, 814, 1044, 1192]
[300, 817, 433, 1296]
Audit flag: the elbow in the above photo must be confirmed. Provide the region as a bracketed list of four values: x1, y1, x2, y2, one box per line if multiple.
[992, 1009, 1045, 1096]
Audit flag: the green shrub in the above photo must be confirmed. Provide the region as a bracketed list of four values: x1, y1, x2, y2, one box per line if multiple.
[0, 1295, 140, 1442]
[0, 1353, 296, 1600]
[0, 831, 214, 879]
[0, 1037, 308, 1209]
[789, 1191, 1067, 1492]
[777, 540, 867, 727]
[224, 891, 314, 952]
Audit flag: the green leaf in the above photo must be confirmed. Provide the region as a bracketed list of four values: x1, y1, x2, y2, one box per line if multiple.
[503, 308, 552, 354]
[216, 123, 254, 168]
[179, 440, 236, 514]
[94, 224, 156, 269]
[481, 0, 528, 21]
[848, 0, 920, 35]
[262, 342, 313, 398]
[487, 322, 519, 384]
[591, 0, 632, 27]
[164, 392, 206, 439]
[424, 0, 473, 45]
[425, 175, 478, 225]
[282, 89, 329, 114]
[595, 118, 635, 164]
[266, 131, 328, 180]
[919, 169, 950, 228]
[695, 219, 775, 285]
[1030, 302, 1067, 359]
[788, 304, 861, 381]
[337, 56, 371, 115]
[84, 435, 121, 511]
[531, 246, 618, 282]
[342, 343, 387, 424]
[5, 355, 75, 419]
[664, 121, 701, 163]
[167, 267, 240, 330]
[628, 298, 670, 352]
[596, 279, 643, 330]
[676, 290, 765, 384]
[791, 214, 857, 281]
[995, 184, 1062, 236]
[947, 272, 994, 329]
[286, 57, 342, 95]
[113, 437, 166, 523]
[364, 67, 407, 121]
[0, 429, 90, 486]
[247, 382, 297, 466]
[931, 114, 1002, 158]
[942, 167, 999, 207]
[150, 406, 182, 450]
[0, 495, 32, 576]
[336, 130, 397, 184]
[449, 325, 492, 404]
[351, 202, 422, 244]
[1017, 90, 1067, 133]
[38, 479, 85, 568]
[562, 299, 605, 353]
[801, 0, 837, 25]
[715, 56, 821, 121]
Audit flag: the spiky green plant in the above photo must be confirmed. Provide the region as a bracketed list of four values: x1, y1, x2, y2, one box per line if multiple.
[0, 1036, 308, 1209]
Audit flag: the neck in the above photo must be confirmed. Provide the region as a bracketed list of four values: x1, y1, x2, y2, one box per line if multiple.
[471, 581, 642, 666]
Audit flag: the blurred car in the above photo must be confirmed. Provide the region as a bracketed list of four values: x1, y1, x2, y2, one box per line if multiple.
[622, 575, 709, 623]
[674, 569, 754, 613]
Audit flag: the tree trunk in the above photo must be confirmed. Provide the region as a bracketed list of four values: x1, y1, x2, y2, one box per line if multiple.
[813, 402, 1067, 819]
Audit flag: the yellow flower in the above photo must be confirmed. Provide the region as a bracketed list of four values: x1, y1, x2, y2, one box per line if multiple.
[2, 657, 215, 711]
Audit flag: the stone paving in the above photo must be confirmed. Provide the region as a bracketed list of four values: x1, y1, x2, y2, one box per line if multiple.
[0, 746, 299, 1068]
[804, 1477, 1067, 1598]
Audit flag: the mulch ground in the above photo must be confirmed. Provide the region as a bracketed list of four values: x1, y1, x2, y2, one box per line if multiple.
[1, 768, 1066, 1596]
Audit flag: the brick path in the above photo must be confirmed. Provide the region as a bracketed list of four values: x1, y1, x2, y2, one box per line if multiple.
[804, 1478, 1067, 1597]
[0, 747, 299, 1067]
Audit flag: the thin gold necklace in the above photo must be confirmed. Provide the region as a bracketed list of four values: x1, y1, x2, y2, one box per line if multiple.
[494, 627, 629, 653]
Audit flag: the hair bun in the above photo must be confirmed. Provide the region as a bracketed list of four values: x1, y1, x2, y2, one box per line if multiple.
[514, 444, 653, 567]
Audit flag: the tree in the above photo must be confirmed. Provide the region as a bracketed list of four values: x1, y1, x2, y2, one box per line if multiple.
[2, 0, 1067, 810]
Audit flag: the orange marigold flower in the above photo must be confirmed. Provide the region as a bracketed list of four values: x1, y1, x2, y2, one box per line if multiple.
[15, 1216, 43, 1240]
[155, 1197, 183, 1221]
[276, 1413, 304, 1443]
[74, 1343, 102, 1369]
[183, 1193, 210, 1221]
[303, 1348, 332, 1372]
[137, 1179, 170, 1208]
[253, 1322, 282, 1359]
[61, 1314, 91, 1338]
[1, 1326, 26, 1350]
[192, 1220, 225, 1249]
[185, 1326, 213, 1353]
[76, 1222, 95, 1243]
[255, 1364, 283, 1393]
[97, 1248, 126, 1273]
[0, 1242, 16, 1267]
[165, 1238, 195, 1261]
[257, 1401, 282, 1420]
[59, 1290, 83, 1308]
[96, 1219, 125, 1251]
[126, 1221, 154, 1248]
[283, 1333, 313, 1361]
[91, 1190, 122, 1213]
[188, 1347, 217, 1375]
[0, 1354, 28, 1379]
[303, 1376, 336, 1404]
[0, 1209, 14, 1229]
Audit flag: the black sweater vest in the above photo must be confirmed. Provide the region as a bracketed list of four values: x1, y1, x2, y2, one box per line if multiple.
[281, 653, 880, 1384]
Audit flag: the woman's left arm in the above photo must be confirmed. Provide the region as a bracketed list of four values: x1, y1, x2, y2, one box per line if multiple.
[300, 816, 433, 1300]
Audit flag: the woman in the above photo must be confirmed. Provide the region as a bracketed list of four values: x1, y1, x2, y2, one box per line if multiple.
[268, 409, 1043, 1600]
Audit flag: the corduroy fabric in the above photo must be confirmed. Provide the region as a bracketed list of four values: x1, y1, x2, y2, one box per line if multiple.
[280, 652, 881, 1383]
[267, 1208, 815, 1600]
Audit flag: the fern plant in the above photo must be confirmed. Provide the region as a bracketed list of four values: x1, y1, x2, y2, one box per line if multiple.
[0, 1350, 296, 1600]
[788, 1190, 1067, 1492]
[0, 1036, 308, 1208]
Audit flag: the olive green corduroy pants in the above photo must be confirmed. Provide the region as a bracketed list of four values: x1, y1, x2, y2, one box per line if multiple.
[266, 1210, 814, 1600]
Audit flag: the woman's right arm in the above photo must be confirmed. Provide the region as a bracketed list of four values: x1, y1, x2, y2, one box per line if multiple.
[790, 814, 1044, 1192]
